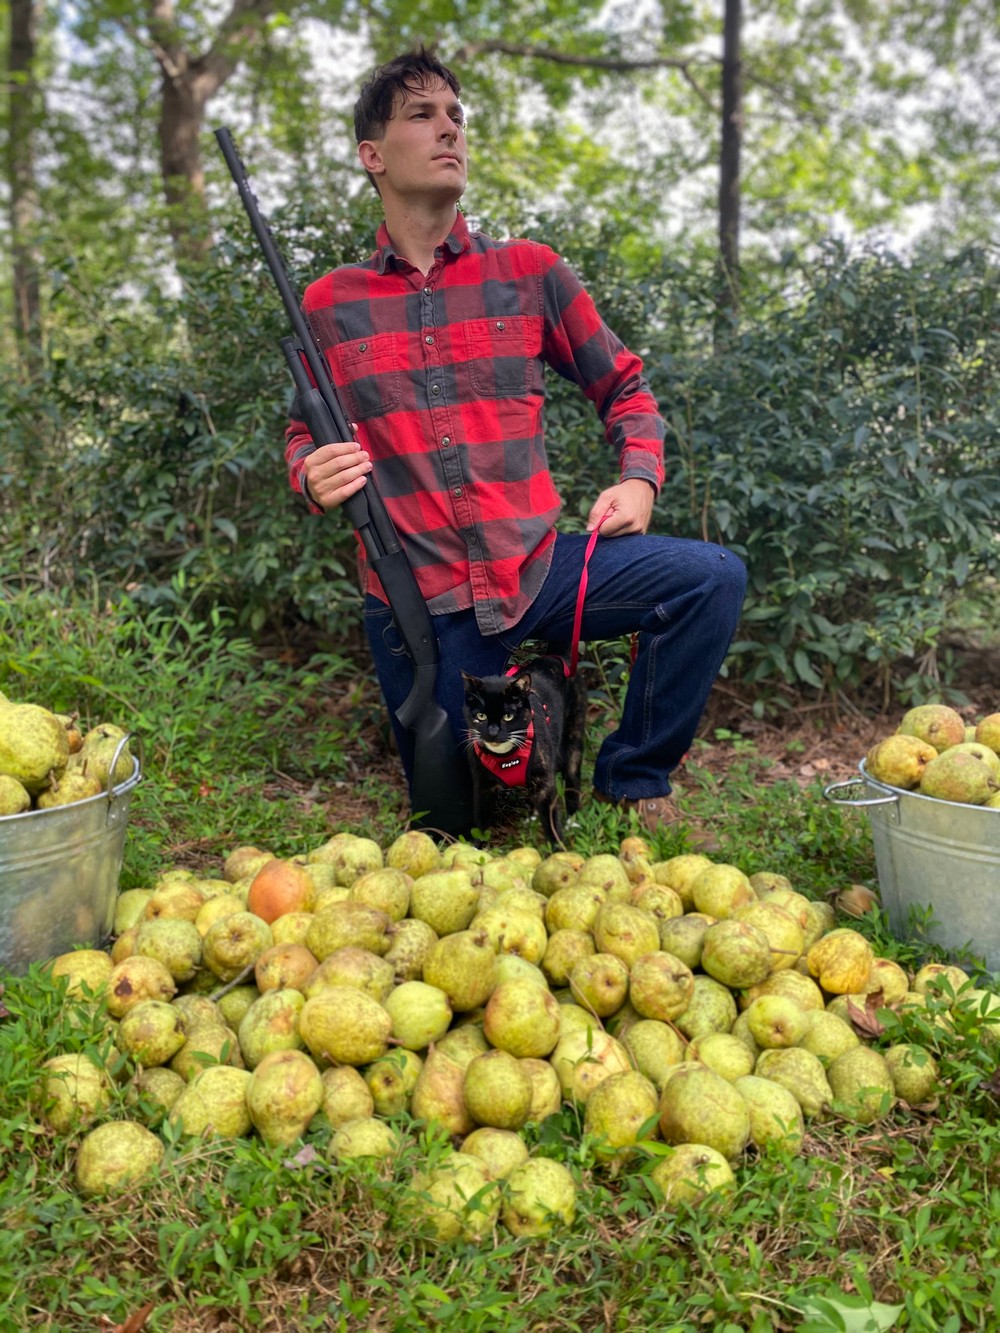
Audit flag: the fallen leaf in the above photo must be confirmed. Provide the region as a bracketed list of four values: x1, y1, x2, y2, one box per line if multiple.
[847, 991, 886, 1039]
[113, 1304, 154, 1333]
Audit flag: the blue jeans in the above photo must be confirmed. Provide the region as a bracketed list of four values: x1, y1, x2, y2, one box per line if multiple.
[364, 532, 746, 804]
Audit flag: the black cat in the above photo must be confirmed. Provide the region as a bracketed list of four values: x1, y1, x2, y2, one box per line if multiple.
[461, 655, 587, 845]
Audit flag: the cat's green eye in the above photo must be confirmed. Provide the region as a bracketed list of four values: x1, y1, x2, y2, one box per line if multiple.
[475, 711, 486, 722]
[502, 712, 514, 722]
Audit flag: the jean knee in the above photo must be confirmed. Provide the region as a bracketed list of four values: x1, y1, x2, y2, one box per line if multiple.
[711, 546, 747, 606]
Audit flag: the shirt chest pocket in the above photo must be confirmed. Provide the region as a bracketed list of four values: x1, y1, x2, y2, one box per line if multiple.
[332, 333, 404, 421]
[463, 315, 541, 399]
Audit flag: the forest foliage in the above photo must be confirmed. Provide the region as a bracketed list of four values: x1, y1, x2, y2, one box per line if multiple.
[1, 0, 999, 707]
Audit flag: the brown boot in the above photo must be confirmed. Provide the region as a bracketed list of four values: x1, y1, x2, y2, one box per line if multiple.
[594, 790, 720, 853]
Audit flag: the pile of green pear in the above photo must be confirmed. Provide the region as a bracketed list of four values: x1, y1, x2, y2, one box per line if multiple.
[866, 704, 1000, 807]
[0, 689, 135, 815]
[38, 831, 1000, 1241]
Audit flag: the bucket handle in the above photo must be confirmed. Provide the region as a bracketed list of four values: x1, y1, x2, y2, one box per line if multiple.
[823, 776, 899, 808]
[106, 732, 143, 824]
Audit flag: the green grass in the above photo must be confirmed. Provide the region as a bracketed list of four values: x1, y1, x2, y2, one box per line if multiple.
[1, 589, 998, 1331]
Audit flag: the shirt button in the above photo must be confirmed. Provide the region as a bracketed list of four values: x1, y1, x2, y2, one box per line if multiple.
[423, 286, 432, 295]
[496, 321, 505, 331]
[441, 436, 451, 446]
[431, 384, 441, 395]
[425, 335, 434, 344]
[358, 342, 367, 352]
[452, 487, 463, 498]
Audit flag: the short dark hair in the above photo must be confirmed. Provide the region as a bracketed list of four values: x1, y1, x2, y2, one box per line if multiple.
[353, 47, 462, 144]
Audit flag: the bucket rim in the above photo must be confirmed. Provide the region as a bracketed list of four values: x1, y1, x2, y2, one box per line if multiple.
[858, 758, 1000, 814]
[0, 755, 141, 826]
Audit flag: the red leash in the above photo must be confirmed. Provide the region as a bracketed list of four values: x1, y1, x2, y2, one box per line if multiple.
[567, 508, 613, 676]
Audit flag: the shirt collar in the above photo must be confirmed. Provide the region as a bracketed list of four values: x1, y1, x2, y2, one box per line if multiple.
[374, 212, 471, 274]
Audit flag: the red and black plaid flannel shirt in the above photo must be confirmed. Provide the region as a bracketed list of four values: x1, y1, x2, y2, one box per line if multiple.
[285, 212, 665, 635]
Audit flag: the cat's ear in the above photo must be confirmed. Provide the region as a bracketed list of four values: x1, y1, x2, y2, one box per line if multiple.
[460, 671, 479, 687]
[512, 673, 532, 694]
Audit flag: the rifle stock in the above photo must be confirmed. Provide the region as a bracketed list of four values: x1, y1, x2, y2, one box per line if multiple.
[216, 126, 473, 834]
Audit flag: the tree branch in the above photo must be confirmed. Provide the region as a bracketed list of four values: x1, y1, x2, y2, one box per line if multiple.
[451, 38, 719, 112]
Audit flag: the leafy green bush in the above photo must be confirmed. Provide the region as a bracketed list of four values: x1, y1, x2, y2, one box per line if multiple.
[2, 218, 997, 701]
[651, 243, 1000, 703]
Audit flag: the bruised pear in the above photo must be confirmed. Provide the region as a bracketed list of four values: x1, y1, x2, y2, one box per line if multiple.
[463, 1050, 533, 1130]
[623, 1019, 686, 1090]
[75, 1121, 164, 1197]
[168, 1065, 253, 1138]
[298, 987, 390, 1067]
[117, 999, 188, 1067]
[734, 1075, 804, 1153]
[385, 829, 442, 878]
[237, 988, 305, 1068]
[583, 1070, 659, 1161]
[827, 1046, 895, 1124]
[685, 1032, 754, 1082]
[461, 1126, 530, 1180]
[0, 773, 31, 814]
[383, 917, 439, 983]
[422, 929, 498, 1012]
[36, 770, 103, 808]
[549, 1026, 631, 1105]
[384, 980, 452, 1050]
[658, 1063, 750, 1161]
[364, 1049, 423, 1117]
[483, 977, 560, 1058]
[331, 1116, 400, 1162]
[884, 1044, 939, 1105]
[919, 749, 998, 805]
[755, 1047, 832, 1119]
[651, 1143, 735, 1207]
[865, 734, 937, 789]
[898, 704, 965, 752]
[592, 902, 659, 968]
[569, 952, 629, 1017]
[700, 920, 773, 989]
[319, 1067, 375, 1128]
[0, 703, 70, 794]
[501, 1158, 576, 1237]
[806, 928, 874, 995]
[410, 1046, 475, 1137]
[246, 1049, 324, 1146]
[405, 1154, 498, 1242]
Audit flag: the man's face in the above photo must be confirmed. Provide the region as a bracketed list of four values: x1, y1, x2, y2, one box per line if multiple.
[359, 77, 467, 204]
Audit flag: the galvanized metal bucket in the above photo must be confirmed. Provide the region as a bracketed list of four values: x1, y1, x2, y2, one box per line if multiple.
[824, 760, 1000, 972]
[0, 736, 142, 975]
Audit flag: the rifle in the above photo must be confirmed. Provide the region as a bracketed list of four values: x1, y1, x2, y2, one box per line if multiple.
[215, 126, 473, 835]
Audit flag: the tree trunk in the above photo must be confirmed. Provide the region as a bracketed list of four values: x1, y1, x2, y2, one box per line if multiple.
[716, 0, 742, 332]
[158, 68, 215, 266]
[148, 0, 277, 268]
[7, 0, 44, 378]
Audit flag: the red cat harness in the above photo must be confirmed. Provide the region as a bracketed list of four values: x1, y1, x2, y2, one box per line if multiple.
[473, 511, 613, 787]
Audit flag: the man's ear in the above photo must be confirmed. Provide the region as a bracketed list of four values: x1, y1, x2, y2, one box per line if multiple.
[358, 140, 384, 178]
